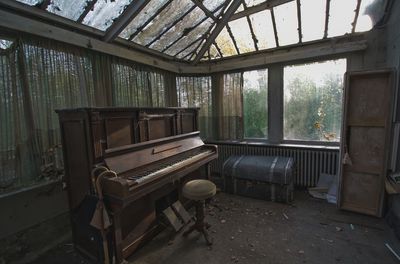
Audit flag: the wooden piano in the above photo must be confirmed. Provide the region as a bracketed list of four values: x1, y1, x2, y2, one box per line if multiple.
[56, 107, 218, 263]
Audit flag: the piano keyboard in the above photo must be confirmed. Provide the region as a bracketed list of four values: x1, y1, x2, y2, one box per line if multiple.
[128, 149, 214, 186]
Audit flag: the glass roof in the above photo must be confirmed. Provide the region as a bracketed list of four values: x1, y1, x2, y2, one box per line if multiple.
[14, 0, 386, 62]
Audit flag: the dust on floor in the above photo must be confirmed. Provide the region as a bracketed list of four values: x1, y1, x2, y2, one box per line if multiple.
[31, 191, 400, 264]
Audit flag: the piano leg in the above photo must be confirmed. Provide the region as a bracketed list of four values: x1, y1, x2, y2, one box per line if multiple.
[113, 213, 125, 264]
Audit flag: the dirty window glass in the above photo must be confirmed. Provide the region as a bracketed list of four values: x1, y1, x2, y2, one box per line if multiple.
[119, 0, 170, 40]
[209, 44, 221, 59]
[203, 0, 226, 14]
[215, 27, 238, 57]
[47, 0, 87, 21]
[0, 39, 14, 50]
[328, 0, 357, 37]
[301, 0, 325, 42]
[15, 0, 40, 5]
[274, 1, 299, 46]
[176, 39, 204, 59]
[132, 0, 194, 46]
[283, 59, 346, 142]
[250, 10, 276, 50]
[150, 7, 206, 52]
[228, 18, 256, 54]
[83, 0, 133, 31]
[165, 18, 214, 57]
[244, 0, 266, 7]
[356, 0, 385, 32]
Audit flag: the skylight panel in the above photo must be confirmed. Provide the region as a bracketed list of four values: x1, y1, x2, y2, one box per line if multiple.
[274, 1, 299, 46]
[244, 0, 267, 7]
[164, 18, 214, 56]
[215, 27, 238, 57]
[328, 0, 358, 37]
[132, 0, 194, 46]
[356, 0, 385, 32]
[176, 39, 204, 59]
[203, 0, 227, 14]
[250, 10, 276, 50]
[300, 0, 325, 42]
[228, 17, 256, 54]
[235, 4, 245, 13]
[209, 44, 222, 60]
[15, 0, 40, 6]
[119, 0, 170, 40]
[83, 0, 133, 31]
[150, 7, 206, 52]
[47, 0, 87, 21]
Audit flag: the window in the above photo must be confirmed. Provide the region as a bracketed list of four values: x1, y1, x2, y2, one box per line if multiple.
[284, 59, 346, 142]
[243, 69, 268, 138]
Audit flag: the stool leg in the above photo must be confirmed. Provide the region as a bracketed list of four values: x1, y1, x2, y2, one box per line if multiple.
[183, 200, 213, 245]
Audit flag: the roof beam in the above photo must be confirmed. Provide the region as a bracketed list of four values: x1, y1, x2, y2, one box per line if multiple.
[193, 0, 242, 64]
[37, 0, 51, 10]
[103, 0, 150, 42]
[296, 0, 302, 42]
[229, 0, 293, 21]
[323, 0, 331, 38]
[77, 0, 97, 23]
[190, 0, 218, 22]
[351, 0, 362, 33]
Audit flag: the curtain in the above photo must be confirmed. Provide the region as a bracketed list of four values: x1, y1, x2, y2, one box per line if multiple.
[176, 76, 213, 139]
[219, 72, 244, 140]
[111, 57, 167, 107]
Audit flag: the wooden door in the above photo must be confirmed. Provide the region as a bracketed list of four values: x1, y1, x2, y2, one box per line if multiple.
[339, 70, 394, 217]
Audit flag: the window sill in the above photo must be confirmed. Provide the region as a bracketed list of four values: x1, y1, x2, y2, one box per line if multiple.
[205, 139, 339, 151]
[0, 177, 63, 199]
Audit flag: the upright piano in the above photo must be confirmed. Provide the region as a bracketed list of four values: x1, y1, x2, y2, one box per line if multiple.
[56, 107, 218, 263]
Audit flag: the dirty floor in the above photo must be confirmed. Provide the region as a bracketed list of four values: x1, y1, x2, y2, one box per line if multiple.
[31, 191, 400, 264]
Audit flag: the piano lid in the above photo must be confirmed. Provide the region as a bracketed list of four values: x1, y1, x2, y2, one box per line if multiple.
[104, 132, 204, 175]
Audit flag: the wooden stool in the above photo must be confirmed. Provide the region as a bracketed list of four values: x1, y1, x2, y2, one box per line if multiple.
[182, 179, 216, 245]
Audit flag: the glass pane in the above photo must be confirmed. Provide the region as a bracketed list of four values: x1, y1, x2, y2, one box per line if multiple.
[150, 7, 206, 51]
[244, 0, 266, 7]
[132, 0, 194, 46]
[356, 0, 385, 32]
[119, 0, 169, 40]
[165, 18, 214, 56]
[328, 0, 357, 37]
[47, 0, 88, 21]
[274, 1, 299, 46]
[15, 0, 40, 5]
[176, 39, 204, 60]
[228, 17, 256, 54]
[209, 44, 221, 59]
[0, 39, 14, 50]
[83, 0, 133, 31]
[250, 10, 276, 50]
[301, 0, 325, 42]
[215, 27, 238, 57]
[203, 0, 226, 14]
[283, 59, 347, 141]
[243, 69, 268, 139]
[235, 4, 245, 13]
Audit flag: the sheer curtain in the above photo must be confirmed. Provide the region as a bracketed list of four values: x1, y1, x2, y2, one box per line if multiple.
[176, 76, 213, 139]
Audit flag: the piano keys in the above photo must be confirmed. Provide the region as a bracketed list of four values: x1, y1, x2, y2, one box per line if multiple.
[56, 107, 217, 263]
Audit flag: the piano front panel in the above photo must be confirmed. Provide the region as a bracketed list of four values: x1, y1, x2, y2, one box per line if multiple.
[105, 117, 135, 149]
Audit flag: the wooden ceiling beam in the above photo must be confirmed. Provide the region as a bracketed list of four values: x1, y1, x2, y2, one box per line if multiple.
[193, 0, 242, 64]
[37, 0, 51, 10]
[77, 0, 97, 23]
[103, 0, 150, 42]
[190, 0, 218, 22]
[229, 0, 293, 21]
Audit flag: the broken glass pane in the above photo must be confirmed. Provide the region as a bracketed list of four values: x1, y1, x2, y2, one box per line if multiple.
[244, 0, 266, 7]
[133, 0, 194, 46]
[235, 4, 245, 13]
[83, 0, 133, 31]
[165, 18, 214, 56]
[150, 7, 206, 52]
[47, 0, 87, 21]
[250, 10, 276, 50]
[228, 17, 256, 53]
[15, 0, 40, 6]
[328, 0, 357, 37]
[119, 0, 169, 40]
[274, 1, 299, 46]
[215, 27, 238, 57]
[301, 0, 325, 42]
[356, 0, 385, 32]
[209, 44, 221, 59]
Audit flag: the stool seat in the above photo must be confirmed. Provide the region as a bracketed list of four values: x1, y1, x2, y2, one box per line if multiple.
[182, 179, 216, 201]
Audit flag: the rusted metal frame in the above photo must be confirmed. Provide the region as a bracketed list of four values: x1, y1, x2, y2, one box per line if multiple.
[190, 0, 218, 22]
[37, 0, 51, 10]
[229, 0, 293, 21]
[128, 0, 172, 41]
[77, 0, 98, 23]
[296, 0, 302, 43]
[270, 8, 279, 47]
[193, 0, 242, 63]
[226, 24, 240, 54]
[103, 0, 150, 42]
[323, 0, 331, 38]
[241, 0, 259, 51]
[161, 2, 226, 53]
[213, 42, 223, 58]
[145, 4, 197, 48]
[351, 0, 362, 33]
